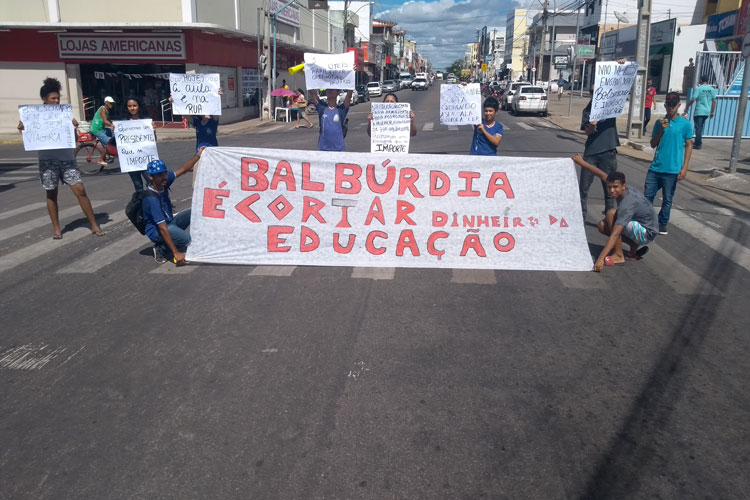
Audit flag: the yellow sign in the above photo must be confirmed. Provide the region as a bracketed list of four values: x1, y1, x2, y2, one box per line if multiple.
[481, 63, 487, 72]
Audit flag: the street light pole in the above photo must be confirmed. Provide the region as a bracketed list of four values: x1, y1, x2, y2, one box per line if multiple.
[625, 0, 651, 140]
[729, 41, 750, 173]
[569, 0, 581, 116]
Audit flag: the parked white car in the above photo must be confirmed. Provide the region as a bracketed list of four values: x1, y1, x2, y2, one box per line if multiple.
[366, 81, 382, 97]
[411, 77, 429, 91]
[502, 81, 531, 111]
[512, 85, 548, 116]
[336, 88, 358, 106]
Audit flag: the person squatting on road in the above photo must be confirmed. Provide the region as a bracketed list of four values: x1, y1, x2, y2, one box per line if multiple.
[90, 96, 116, 167]
[142, 149, 203, 265]
[312, 88, 352, 152]
[646, 92, 694, 235]
[469, 96, 503, 156]
[17, 77, 105, 240]
[573, 154, 658, 272]
[366, 92, 418, 138]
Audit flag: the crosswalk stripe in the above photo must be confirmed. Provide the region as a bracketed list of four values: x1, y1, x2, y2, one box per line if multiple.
[249, 265, 296, 276]
[643, 245, 722, 295]
[423, 122, 434, 131]
[448, 126, 459, 131]
[0, 176, 36, 183]
[351, 267, 395, 280]
[150, 264, 198, 274]
[450, 269, 497, 284]
[57, 232, 149, 274]
[555, 271, 607, 289]
[0, 157, 38, 163]
[517, 122, 535, 130]
[0, 211, 126, 274]
[0, 202, 48, 221]
[258, 124, 287, 134]
[0, 200, 113, 243]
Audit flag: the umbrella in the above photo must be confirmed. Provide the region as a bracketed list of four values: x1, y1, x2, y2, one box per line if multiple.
[270, 88, 296, 97]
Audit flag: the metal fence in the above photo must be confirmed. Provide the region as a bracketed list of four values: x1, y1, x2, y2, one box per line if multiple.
[693, 51, 742, 94]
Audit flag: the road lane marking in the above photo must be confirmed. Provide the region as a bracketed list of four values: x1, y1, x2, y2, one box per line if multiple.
[450, 269, 497, 284]
[643, 244, 723, 296]
[0, 200, 113, 243]
[0, 202, 48, 220]
[448, 126, 459, 131]
[555, 271, 607, 289]
[57, 232, 150, 274]
[517, 122, 535, 130]
[423, 122, 434, 131]
[351, 267, 395, 280]
[249, 265, 296, 276]
[258, 124, 287, 134]
[0, 344, 84, 370]
[149, 263, 198, 274]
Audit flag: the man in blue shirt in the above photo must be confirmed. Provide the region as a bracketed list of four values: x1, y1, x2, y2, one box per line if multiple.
[312, 88, 352, 151]
[646, 92, 694, 235]
[682, 75, 716, 150]
[470, 97, 503, 155]
[143, 150, 203, 265]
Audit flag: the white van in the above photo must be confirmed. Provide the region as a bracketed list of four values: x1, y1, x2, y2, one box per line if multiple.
[366, 81, 382, 97]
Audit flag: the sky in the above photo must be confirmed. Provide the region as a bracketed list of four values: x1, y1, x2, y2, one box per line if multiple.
[373, 0, 519, 71]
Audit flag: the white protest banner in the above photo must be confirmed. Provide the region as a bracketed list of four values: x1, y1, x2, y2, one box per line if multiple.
[303, 52, 355, 90]
[112, 119, 158, 173]
[169, 73, 222, 115]
[18, 105, 76, 151]
[186, 148, 593, 271]
[440, 83, 482, 125]
[589, 61, 638, 122]
[370, 102, 411, 154]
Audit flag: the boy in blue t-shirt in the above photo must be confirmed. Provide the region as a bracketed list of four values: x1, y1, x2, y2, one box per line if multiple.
[312, 88, 352, 152]
[470, 97, 503, 155]
[142, 150, 203, 265]
[646, 92, 693, 235]
[682, 74, 716, 150]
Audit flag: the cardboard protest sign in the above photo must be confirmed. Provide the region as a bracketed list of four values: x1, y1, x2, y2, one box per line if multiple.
[169, 73, 222, 115]
[186, 147, 593, 271]
[18, 105, 76, 151]
[370, 102, 411, 154]
[440, 83, 482, 125]
[112, 119, 158, 173]
[589, 61, 638, 122]
[304, 52, 355, 90]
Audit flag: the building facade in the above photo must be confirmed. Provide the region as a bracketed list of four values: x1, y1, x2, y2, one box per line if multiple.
[504, 9, 531, 80]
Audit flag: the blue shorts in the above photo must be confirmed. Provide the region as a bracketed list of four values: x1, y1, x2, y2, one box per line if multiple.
[623, 221, 654, 246]
[93, 130, 112, 146]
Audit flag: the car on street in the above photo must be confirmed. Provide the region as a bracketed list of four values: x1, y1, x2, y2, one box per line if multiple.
[501, 81, 531, 111]
[511, 85, 548, 116]
[336, 88, 358, 106]
[411, 77, 429, 91]
[366, 81, 382, 97]
[382, 80, 399, 93]
[355, 84, 369, 103]
[400, 77, 413, 89]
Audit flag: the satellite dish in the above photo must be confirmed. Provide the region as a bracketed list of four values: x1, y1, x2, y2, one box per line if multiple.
[614, 11, 630, 23]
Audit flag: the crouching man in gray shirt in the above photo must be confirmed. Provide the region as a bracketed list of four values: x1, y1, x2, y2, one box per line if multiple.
[573, 154, 659, 272]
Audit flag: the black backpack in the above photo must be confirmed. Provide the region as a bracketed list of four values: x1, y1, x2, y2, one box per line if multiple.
[319, 106, 348, 138]
[125, 190, 159, 235]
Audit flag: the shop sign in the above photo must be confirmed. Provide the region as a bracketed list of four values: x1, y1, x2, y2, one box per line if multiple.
[650, 19, 676, 46]
[554, 55, 569, 69]
[57, 33, 185, 60]
[577, 45, 596, 59]
[707, 10, 738, 39]
[268, 0, 301, 28]
[242, 68, 263, 90]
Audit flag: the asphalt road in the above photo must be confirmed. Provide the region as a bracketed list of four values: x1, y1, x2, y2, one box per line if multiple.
[1, 84, 749, 499]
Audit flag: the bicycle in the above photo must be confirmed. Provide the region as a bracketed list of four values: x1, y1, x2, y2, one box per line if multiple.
[75, 130, 117, 176]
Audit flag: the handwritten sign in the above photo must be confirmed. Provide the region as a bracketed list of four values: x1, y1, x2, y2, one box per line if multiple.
[112, 119, 159, 173]
[304, 52, 355, 90]
[186, 147, 593, 271]
[18, 105, 75, 151]
[169, 73, 222, 115]
[370, 102, 411, 154]
[589, 61, 638, 122]
[440, 84, 482, 125]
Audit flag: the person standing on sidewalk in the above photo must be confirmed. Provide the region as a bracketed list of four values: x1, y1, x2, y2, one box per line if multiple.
[644, 79, 656, 132]
[646, 92, 694, 235]
[293, 89, 313, 129]
[682, 75, 716, 150]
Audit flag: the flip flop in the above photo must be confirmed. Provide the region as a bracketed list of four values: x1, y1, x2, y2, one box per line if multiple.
[625, 246, 649, 261]
[52, 233, 62, 240]
[604, 256, 624, 266]
[91, 229, 106, 236]
[97, 161, 108, 167]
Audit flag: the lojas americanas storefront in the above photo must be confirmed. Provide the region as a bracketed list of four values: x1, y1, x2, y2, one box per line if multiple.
[0, 26, 279, 132]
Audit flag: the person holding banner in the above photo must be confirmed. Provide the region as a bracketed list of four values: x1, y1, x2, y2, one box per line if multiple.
[170, 88, 223, 153]
[469, 97, 503, 156]
[124, 96, 155, 192]
[572, 154, 657, 272]
[90, 96, 116, 167]
[366, 93, 417, 138]
[312, 89, 352, 152]
[579, 99, 619, 216]
[17, 77, 105, 239]
[142, 150, 204, 265]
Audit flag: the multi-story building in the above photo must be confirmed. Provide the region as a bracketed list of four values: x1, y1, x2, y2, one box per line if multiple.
[504, 9, 532, 80]
[371, 19, 398, 81]
[527, 11, 580, 82]
[489, 29, 505, 78]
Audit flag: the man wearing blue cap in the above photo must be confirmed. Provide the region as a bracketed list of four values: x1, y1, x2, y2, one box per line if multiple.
[143, 149, 203, 264]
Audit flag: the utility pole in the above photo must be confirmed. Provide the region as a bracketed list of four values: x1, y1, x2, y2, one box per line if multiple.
[625, 0, 651, 139]
[569, 0, 582, 116]
[729, 35, 750, 173]
[539, 0, 549, 85]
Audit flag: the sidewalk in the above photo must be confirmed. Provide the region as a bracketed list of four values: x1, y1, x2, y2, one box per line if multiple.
[544, 92, 750, 211]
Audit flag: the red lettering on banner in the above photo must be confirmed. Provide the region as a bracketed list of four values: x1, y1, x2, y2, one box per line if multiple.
[366, 163, 395, 194]
[512, 217, 524, 227]
[398, 168, 424, 198]
[486, 172, 515, 198]
[235, 194, 261, 222]
[477, 216, 489, 227]
[396, 230, 420, 256]
[302, 162, 324, 191]
[430, 171, 451, 196]
[333, 233, 356, 254]
[271, 161, 296, 191]
[336, 206, 352, 228]
[494, 232, 515, 252]
[302, 197, 326, 223]
[432, 211, 448, 227]
[463, 215, 475, 227]
[394, 200, 416, 225]
[300, 226, 320, 252]
[491, 216, 501, 227]
[365, 197, 385, 225]
[460, 234, 486, 257]
[335, 163, 362, 194]
[560, 218, 568, 228]
[202, 182, 229, 218]
[241, 157, 269, 191]
[366, 231, 387, 255]
[427, 231, 448, 260]
[458, 172, 481, 197]
[268, 226, 293, 252]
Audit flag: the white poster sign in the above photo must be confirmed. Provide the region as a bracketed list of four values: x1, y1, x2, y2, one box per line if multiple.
[18, 104, 76, 151]
[304, 52, 355, 90]
[186, 148, 593, 271]
[440, 83, 482, 125]
[268, 0, 300, 27]
[370, 102, 411, 154]
[589, 61, 638, 122]
[169, 73, 222, 116]
[112, 119, 159, 173]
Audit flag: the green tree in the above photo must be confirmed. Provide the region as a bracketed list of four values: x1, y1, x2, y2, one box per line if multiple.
[445, 59, 463, 76]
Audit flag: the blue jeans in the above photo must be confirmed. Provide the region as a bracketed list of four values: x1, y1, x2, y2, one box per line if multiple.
[644, 170, 678, 227]
[128, 171, 150, 192]
[154, 209, 192, 257]
[92, 129, 112, 147]
[693, 115, 707, 148]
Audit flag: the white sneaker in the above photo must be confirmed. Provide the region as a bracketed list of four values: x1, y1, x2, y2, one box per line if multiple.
[152, 246, 167, 264]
